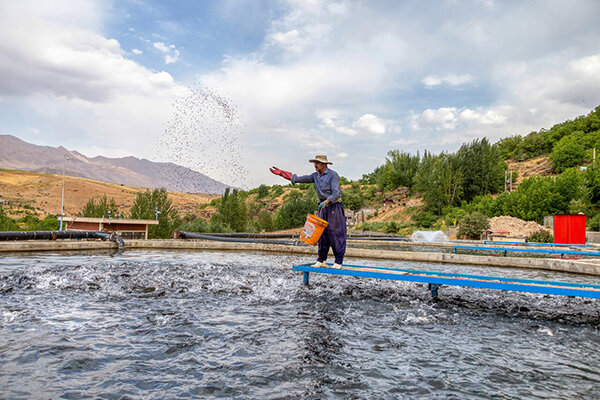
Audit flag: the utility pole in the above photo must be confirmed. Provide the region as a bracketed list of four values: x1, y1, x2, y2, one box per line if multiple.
[59, 154, 70, 231]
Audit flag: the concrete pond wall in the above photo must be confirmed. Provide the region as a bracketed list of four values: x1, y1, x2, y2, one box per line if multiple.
[2, 238, 600, 277]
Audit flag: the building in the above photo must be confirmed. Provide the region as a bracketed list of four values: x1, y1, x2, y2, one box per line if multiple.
[62, 217, 159, 239]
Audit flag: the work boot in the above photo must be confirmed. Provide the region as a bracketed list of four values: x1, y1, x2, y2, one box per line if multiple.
[311, 261, 327, 268]
[332, 263, 343, 269]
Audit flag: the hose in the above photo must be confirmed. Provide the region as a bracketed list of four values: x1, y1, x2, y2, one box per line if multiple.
[173, 230, 306, 246]
[0, 230, 125, 248]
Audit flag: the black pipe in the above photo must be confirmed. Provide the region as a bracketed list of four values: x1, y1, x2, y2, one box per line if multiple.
[174, 230, 306, 246]
[173, 231, 407, 240]
[188, 232, 301, 239]
[0, 230, 125, 248]
[108, 233, 125, 248]
[347, 236, 410, 242]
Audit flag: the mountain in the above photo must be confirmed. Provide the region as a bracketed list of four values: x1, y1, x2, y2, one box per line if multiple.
[0, 135, 233, 194]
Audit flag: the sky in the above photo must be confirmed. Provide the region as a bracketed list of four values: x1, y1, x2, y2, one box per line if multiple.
[1, 0, 600, 189]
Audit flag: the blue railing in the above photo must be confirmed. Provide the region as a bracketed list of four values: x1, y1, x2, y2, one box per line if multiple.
[293, 263, 600, 299]
[453, 245, 600, 258]
[483, 240, 592, 247]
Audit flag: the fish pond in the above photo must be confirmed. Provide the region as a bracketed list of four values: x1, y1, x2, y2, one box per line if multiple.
[1, 250, 600, 399]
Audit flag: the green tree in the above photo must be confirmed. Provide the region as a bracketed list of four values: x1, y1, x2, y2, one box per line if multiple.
[503, 176, 563, 223]
[376, 150, 420, 190]
[583, 160, 600, 203]
[80, 195, 118, 218]
[496, 135, 523, 159]
[130, 188, 180, 238]
[216, 188, 248, 232]
[549, 133, 586, 173]
[456, 138, 506, 202]
[414, 152, 463, 214]
[254, 210, 274, 231]
[339, 176, 351, 186]
[519, 130, 547, 159]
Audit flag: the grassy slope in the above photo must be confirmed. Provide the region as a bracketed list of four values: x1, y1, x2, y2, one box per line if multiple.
[0, 169, 218, 219]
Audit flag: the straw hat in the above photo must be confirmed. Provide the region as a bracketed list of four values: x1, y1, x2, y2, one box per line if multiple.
[309, 155, 333, 165]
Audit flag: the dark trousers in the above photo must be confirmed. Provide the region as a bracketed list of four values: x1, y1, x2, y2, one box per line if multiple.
[317, 202, 347, 264]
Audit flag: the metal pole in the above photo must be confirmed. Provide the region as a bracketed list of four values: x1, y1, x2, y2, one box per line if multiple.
[60, 157, 65, 231]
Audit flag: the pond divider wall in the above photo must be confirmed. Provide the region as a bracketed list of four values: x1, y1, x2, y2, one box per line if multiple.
[2, 238, 599, 276]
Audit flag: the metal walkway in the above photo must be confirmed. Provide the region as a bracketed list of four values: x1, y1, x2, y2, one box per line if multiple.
[453, 245, 600, 258]
[482, 241, 592, 247]
[293, 263, 600, 299]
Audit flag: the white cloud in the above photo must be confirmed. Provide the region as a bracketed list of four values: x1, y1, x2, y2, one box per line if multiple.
[0, 0, 189, 173]
[422, 73, 475, 88]
[153, 41, 170, 53]
[0, 2, 176, 102]
[336, 152, 349, 158]
[538, 54, 600, 105]
[317, 110, 356, 136]
[268, 29, 302, 51]
[3, 0, 600, 187]
[153, 41, 180, 64]
[459, 108, 506, 125]
[412, 108, 459, 130]
[410, 106, 506, 131]
[352, 114, 386, 135]
[316, 111, 387, 136]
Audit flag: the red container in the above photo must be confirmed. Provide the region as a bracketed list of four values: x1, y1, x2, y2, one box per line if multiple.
[553, 215, 586, 244]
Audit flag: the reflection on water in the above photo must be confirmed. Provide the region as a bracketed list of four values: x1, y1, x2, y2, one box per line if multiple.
[1, 250, 600, 398]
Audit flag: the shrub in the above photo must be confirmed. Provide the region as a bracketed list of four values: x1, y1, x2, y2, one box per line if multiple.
[342, 182, 365, 211]
[413, 209, 436, 228]
[257, 184, 269, 199]
[587, 213, 600, 232]
[271, 185, 284, 197]
[528, 229, 553, 243]
[274, 187, 318, 229]
[458, 212, 490, 239]
[179, 217, 209, 233]
[254, 210, 274, 231]
[442, 207, 466, 227]
[383, 221, 399, 234]
[0, 207, 19, 231]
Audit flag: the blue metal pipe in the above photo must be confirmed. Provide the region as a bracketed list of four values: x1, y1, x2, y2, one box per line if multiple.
[454, 245, 600, 257]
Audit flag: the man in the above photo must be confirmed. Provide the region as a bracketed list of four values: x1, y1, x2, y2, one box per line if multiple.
[270, 155, 346, 268]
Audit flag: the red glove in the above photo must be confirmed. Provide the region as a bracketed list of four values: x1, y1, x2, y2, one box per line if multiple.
[269, 166, 292, 181]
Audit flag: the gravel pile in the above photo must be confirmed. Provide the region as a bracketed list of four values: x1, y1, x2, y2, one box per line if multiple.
[489, 216, 550, 236]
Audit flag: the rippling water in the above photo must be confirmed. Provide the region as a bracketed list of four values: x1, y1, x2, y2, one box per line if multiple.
[1, 250, 600, 399]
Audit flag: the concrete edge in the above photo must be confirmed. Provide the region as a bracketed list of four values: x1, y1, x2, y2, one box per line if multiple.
[1, 239, 599, 276]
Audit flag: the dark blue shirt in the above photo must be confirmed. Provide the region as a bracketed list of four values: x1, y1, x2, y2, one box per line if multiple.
[292, 168, 342, 203]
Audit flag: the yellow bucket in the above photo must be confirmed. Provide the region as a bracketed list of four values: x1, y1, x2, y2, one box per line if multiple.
[300, 214, 328, 246]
